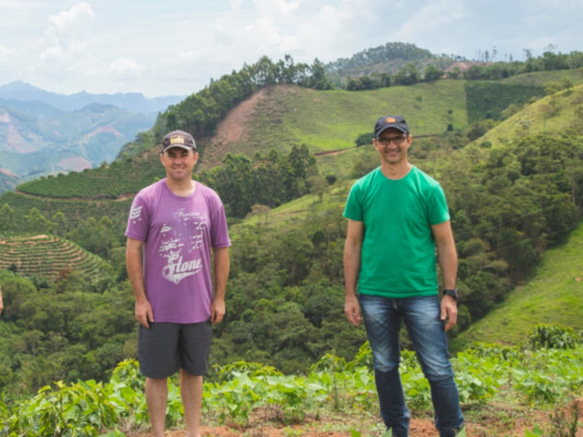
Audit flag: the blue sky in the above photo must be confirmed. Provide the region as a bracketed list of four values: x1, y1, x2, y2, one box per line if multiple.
[0, 0, 581, 97]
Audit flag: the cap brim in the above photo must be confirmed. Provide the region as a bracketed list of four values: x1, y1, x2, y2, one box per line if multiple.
[163, 145, 195, 151]
[376, 125, 408, 137]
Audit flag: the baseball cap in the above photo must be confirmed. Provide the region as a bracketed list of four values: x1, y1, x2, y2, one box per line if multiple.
[374, 115, 410, 138]
[161, 130, 196, 152]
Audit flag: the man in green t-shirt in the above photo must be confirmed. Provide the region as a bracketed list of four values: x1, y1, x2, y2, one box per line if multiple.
[343, 115, 464, 437]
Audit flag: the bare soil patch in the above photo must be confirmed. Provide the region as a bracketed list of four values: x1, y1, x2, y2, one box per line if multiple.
[198, 85, 300, 170]
[197, 89, 267, 170]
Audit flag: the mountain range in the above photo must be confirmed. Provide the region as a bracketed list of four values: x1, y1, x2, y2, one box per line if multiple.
[0, 81, 185, 112]
[0, 81, 186, 190]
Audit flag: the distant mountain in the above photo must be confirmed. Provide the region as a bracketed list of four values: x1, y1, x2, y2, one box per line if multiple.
[0, 168, 20, 192]
[0, 81, 188, 190]
[0, 100, 158, 184]
[0, 81, 185, 113]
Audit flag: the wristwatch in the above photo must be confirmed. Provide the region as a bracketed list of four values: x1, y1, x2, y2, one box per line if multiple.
[443, 288, 459, 302]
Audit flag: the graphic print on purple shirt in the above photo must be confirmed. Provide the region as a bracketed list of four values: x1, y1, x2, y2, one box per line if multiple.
[159, 209, 206, 284]
[126, 179, 231, 324]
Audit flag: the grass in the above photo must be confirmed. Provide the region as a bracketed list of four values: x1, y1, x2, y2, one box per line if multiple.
[452, 222, 583, 351]
[232, 178, 353, 235]
[477, 84, 583, 149]
[240, 81, 468, 158]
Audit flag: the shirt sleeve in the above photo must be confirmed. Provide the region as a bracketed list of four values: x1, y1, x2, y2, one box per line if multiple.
[125, 194, 150, 242]
[343, 182, 364, 222]
[209, 193, 231, 248]
[428, 184, 450, 225]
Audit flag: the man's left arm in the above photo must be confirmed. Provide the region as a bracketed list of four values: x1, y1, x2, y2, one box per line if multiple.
[432, 220, 458, 331]
[210, 246, 230, 324]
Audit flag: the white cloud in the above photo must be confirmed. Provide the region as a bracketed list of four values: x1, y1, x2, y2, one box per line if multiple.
[39, 2, 96, 68]
[0, 0, 582, 96]
[0, 45, 16, 58]
[108, 58, 141, 80]
[45, 2, 95, 38]
[252, 0, 300, 16]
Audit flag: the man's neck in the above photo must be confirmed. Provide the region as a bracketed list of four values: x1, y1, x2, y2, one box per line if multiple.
[166, 178, 195, 197]
[380, 160, 412, 180]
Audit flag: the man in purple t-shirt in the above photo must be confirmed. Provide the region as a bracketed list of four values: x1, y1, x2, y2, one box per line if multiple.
[125, 130, 231, 437]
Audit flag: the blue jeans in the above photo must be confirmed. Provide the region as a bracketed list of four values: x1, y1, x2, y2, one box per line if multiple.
[359, 294, 464, 437]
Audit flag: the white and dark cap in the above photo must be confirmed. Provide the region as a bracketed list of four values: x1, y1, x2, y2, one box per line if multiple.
[162, 130, 196, 152]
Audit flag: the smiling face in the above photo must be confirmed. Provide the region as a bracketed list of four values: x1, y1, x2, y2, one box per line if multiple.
[373, 127, 412, 166]
[160, 147, 198, 182]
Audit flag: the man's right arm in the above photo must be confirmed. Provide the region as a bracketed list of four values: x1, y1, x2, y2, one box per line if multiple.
[126, 237, 153, 328]
[344, 219, 364, 327]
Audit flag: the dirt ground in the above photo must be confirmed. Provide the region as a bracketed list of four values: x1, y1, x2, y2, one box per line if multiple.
[130, 417, 437, 437]
[126, 396, 583, 436]
[127, 401, 583, 437]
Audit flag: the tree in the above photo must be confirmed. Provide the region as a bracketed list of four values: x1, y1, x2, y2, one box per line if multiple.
[308, 175, 328, 202]
[424, 65, 444, 82]
[394, 63, 420, 85]
[52, 211, 68, 237]
[0, 203, 15, 232]
[246, 204, 271, 225]
[305, 58, 334, 90]
[24, 208, 52, 234]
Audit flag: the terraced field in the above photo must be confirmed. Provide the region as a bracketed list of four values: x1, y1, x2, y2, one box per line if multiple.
[0, 234, 109, 282]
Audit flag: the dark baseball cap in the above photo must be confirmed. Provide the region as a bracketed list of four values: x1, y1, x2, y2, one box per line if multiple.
[162, 130, 196, 152]
[374, 115, 410, 138]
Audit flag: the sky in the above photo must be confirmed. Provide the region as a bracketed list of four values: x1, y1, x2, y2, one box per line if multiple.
[0, 0, 582, 98]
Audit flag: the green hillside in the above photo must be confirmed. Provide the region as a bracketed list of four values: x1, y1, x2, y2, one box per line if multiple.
[0, 64, 582, 398]
[477, 83, 583, 145]
[16, 149, 165, 199]
[452, 222, 583, 351]
[0, 234, 110, 282]
[0, 81, 461, 229]
[239, 80, 468, 155]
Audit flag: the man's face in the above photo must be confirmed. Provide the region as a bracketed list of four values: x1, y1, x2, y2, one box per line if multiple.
[160, 147, 198, 181]
[373, 128, 412, 165]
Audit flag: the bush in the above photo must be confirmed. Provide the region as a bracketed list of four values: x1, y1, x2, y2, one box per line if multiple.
[529, 323, 582, 350]
[354, 132, 374, 147]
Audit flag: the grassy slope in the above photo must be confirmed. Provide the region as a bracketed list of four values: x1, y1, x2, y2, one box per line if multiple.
[478, 83, 583, 147]
[237, 81, 466, 180]
[240, 80, 467, 155]
[452, 223, 583, 350]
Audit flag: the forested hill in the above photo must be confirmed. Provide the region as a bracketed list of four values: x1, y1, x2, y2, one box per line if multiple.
[324, 41, 453, 86]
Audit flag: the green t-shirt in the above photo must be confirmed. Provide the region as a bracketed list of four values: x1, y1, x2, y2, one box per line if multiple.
[343, 166, 450, 298]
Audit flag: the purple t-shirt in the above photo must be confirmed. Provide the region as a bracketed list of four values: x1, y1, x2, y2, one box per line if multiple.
[125, 179, 231, 323]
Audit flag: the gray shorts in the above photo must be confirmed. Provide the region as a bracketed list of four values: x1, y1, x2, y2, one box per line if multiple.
[138, 321, 212, 379]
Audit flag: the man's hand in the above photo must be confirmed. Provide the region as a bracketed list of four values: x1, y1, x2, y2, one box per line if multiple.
[210, 298, 225, 324]
[440, 295, 458, 332]
[344, 294, 362, 327]
[135, 298, 154, 328]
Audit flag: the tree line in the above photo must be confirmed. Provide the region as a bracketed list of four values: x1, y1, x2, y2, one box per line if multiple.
[119, 47, 583, 161]
[197, 144, 324, 218]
